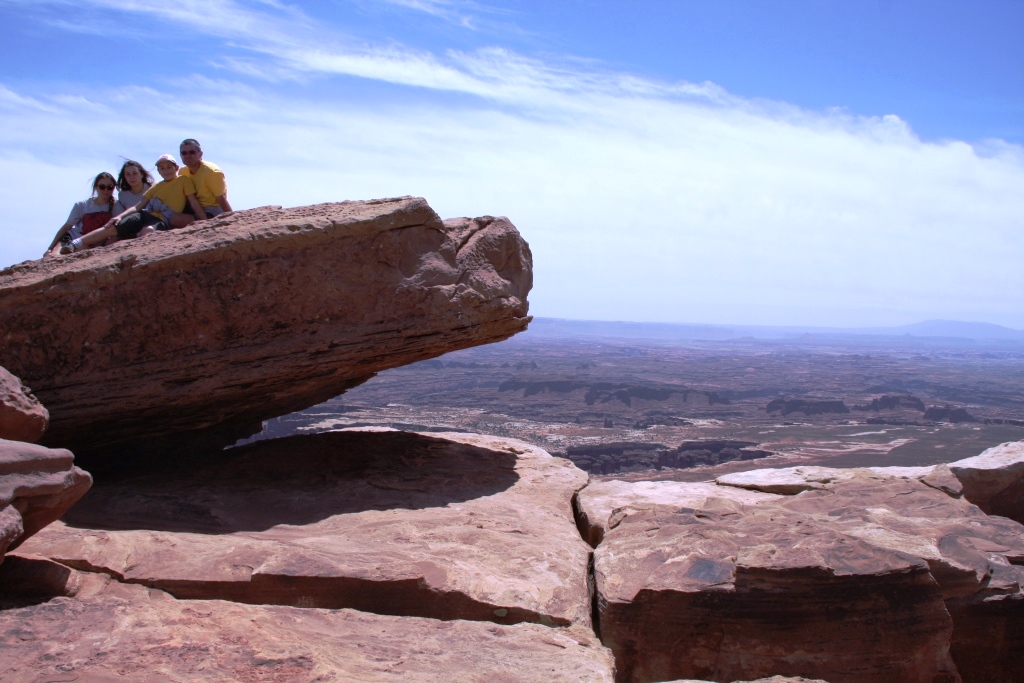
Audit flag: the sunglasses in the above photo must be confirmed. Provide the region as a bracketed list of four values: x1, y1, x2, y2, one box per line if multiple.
[180, 150, 200, 156]
[96, 184, 115, 191]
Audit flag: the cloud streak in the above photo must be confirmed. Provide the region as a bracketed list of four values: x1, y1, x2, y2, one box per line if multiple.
[1, 1, 1022, 327]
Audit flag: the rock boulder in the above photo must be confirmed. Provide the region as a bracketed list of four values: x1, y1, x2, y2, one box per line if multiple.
[592, 470, 1024, 683]
[948, 441, 1024, 523]
[0, 366, 47, 443]
[0, 198, 532, 456]
[715, 466, 860, 495]
[575, 479, 780, 547]
[0, 438, 91, 563]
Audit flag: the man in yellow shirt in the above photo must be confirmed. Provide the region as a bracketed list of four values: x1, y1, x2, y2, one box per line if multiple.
[178, 138, 232, 219]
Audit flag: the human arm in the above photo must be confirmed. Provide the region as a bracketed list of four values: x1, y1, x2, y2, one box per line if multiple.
[202, 166, 230, 213]
[187, 193, 207, 220]
[104, 198, 146, 228]
[46, 202, 87, 255]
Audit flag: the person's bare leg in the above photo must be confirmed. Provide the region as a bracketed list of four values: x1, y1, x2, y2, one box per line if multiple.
[62, 225, 117, 253]
[139, 226, 156, 237]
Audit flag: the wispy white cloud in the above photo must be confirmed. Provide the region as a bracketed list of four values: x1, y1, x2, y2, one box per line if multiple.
[364, 0, 519, 31]
[8, 0, 729, 108]
[2, 72, 1022, 326]
[1, 1, 1022, 327]
[373, 0, 478, 28]
[0, 85, 57, 112]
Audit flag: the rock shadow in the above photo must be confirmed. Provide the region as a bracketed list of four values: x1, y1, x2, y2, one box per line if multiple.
[62, 431, 519, 534]
[0, 556, 77, 610]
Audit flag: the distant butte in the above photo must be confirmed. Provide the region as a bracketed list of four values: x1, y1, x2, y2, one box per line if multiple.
[0, 197, 532, 458]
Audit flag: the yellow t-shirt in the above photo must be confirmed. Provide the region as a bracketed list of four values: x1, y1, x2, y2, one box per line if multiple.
[179, 161, 227, 209]
[143, 175, 197, 218]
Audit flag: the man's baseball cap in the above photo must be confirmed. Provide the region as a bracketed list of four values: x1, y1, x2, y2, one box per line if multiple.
[155, 154, 178, 166]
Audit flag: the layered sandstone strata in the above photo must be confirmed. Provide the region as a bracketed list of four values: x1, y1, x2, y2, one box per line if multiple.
[585, 469, 1024, 683]
[19, 430, 593, 628]
[0, 439, 91, 563]
[0, 198, 532, 455]
[0, 559, 614, 683]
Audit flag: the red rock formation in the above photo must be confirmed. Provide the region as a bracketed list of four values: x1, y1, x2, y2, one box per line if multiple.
[0, 562, 615, 682]
[948, 441, 1024, 524]
[19, 430, 593, 628]
[574, 479, 779, 547]
[945, 565, 1024, 683]
[0, 198, 532, 456]
[0, 366, 47, 443]
[0, 438, 91, 563]
[588, 471, 1024, 683]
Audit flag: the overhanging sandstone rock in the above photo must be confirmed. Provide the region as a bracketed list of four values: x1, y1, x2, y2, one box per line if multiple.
[0, 198, 532, 455]
[20, 430, 593, 628]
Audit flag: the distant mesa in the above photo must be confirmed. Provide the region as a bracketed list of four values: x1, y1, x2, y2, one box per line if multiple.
[924, 406, 978, 423]
[527, 316, 1024, 344]
[559, 439, 771, 475]
[443, 361, 492, 369]
[766, 398, 850, 416]
[0, 197, 532, 459]
[499, 379, 728, 408]
[852, 394, 926, 412]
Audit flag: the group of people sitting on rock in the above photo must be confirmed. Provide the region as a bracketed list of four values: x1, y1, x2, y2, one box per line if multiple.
[45, 139, 232, 258]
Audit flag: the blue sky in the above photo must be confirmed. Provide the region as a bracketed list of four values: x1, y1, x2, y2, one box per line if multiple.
[1, 0, 1022, 328]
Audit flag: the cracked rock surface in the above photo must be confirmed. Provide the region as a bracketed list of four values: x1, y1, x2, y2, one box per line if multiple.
[0, 556, 614, 683]
[587, 469, 1024, 683]
[19, 430, 593, 628]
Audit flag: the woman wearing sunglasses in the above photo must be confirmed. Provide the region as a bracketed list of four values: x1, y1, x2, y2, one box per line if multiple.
[44, 172, 118, 258]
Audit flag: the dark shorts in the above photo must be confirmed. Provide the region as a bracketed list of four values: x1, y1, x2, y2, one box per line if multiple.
[116, 212, 164, 239]
[183, 203, 222, 220]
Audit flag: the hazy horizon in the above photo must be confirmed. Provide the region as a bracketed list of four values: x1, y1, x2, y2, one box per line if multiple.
[2, 1, 1021, 329]
[531, 315, 1024, 331]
